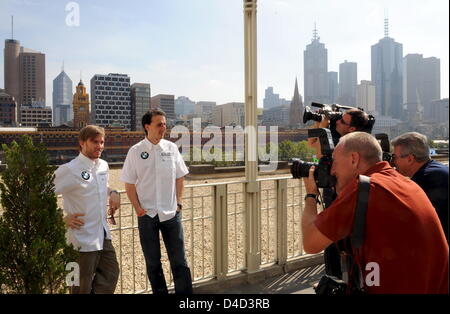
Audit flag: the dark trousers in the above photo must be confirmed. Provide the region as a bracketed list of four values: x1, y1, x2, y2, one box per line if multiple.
[138, 212, 193, 294]
[71, 239, 119, 294]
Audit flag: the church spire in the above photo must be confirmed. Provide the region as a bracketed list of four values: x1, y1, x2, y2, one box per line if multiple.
[289, 77, 303, 127]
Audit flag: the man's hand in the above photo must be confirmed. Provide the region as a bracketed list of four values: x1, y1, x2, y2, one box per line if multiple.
[64, 213, 85, 230]
[302, 166, 319, 195]
[108, 191, 121, 217]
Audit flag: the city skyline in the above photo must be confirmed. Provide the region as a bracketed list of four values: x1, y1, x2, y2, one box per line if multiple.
[0, 0, 448, 109]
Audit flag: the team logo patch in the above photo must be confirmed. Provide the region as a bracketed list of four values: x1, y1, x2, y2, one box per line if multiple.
[81, 171, 90, 180]
[141, 152, 149, 159]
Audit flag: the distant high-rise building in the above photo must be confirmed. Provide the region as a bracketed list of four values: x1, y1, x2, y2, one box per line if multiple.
[304, 25, 329, 107]
[263, 87, 290, 109]
[131, 83, 151, 131]
[213, 102, 245, 127]
[428, 98, 449, 124]
[289, 78, 303, 127]
[90, 73, 131, 130]
[338, 61, 357, 107]
[262, 106, 290, 127]
[357, 80, 376, 113]
[151, 94, 175, 120]
[4, 39, 46, 122]
[371, 18, 403, 119]
[175, 96, 195, 116]
[73, 80, 90, 129]
[52, 68, 73, 126]
[403, 54, 440, 122]
[4, 39, 20, 107]
[0, 90, 17, 126]
[328, 71, 338, 104]
[195, 101, 216, 123]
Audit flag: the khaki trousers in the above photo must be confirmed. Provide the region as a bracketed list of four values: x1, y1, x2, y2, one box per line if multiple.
[71, 239, 119, 294]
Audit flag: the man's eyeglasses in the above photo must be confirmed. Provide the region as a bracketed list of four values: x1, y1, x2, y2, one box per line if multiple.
[339, 118, 350, 126]
[391, 153, 409, 161]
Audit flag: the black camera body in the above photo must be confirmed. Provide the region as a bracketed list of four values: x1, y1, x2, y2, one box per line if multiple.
[375, 133, 392, 162]
[291, 128, 336, 188]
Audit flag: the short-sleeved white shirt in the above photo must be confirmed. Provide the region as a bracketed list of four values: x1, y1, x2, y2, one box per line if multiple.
[54, 153, 111, 252]
[120, 138, 189, 222]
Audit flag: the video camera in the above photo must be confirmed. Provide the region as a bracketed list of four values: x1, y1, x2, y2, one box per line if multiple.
[303, 102, 376, 143]
[291, 128, 336, 188]
[303, 102, 354, 125]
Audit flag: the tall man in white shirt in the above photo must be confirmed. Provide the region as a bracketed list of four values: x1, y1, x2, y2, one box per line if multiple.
[121, 109, 193, 294]
[54, 125, 120, 294]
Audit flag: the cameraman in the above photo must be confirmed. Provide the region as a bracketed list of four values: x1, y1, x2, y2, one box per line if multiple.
[308, 108, 371, 156]
[302, 132, 448, 293]
[307, 108, 371, 279]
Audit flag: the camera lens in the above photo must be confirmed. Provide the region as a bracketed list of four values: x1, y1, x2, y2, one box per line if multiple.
[291, 160, 318, 179]
[303, 107, 323, 124]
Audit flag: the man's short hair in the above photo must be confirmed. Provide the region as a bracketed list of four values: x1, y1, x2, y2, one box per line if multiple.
[142, 109, 166, 135]
[346, 108, 370, 132]
[338, 132, 382, 165]
[391, 132, 430, 163]
[79, 125, 105, 142]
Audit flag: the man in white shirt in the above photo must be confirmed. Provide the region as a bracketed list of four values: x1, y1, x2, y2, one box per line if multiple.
[120, 109, 192, 294]
[54, 125, 120, 294]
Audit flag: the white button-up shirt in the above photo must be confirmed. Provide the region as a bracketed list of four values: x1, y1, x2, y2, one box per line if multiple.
[54, 153, 111, 252]
[120, 138, 189, 222]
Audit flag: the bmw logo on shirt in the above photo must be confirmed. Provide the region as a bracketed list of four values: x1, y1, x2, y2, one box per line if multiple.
[141, 152, 149, 159]
[81, 171, 90, 180]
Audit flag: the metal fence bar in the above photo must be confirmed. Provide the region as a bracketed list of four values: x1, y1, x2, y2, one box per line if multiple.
[214, 184, 228, 280]
[277, 179, 288, 266]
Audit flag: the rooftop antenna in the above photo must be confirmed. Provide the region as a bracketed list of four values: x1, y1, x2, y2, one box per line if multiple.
[384, 9, 389, 37]
[313, 22, 319, 41]
[62, 60, 65, 72]
[11, 16, 14, 39]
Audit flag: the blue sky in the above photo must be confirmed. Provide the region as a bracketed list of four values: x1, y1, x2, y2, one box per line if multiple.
[0, 0, 448, 108]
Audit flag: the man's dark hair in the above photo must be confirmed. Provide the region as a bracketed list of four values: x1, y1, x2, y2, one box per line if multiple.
[347, 109, 370, 133]
[142, 109, 166, 135]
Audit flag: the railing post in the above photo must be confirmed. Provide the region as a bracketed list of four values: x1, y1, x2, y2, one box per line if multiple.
[243, 0, 260, 273]
[214, 184, 228, 280]
[277, 179, 288, 266]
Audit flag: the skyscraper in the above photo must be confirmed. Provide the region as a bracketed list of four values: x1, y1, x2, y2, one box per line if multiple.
[52, 67, 73, 126]
[328, 71, 338, 104]
[357, 80, 376, 113]
[371, 18, 403, 119]
[90, 73, 131, 130]
[151, 94, 175, 120]
[175, 96, 195, 116]
[403, 54, 440, 122]
[304, 25, 329, 107]
[131, 83, 151, 131]
[338, 61, 357, 107]
[289, 78, 303, 127]
[4, 39, 46, 122]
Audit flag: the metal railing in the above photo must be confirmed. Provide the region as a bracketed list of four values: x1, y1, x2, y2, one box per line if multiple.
[103, 175, 311, 294]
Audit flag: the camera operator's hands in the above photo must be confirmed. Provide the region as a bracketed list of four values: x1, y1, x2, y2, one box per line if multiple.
[303, 166, 319, 196]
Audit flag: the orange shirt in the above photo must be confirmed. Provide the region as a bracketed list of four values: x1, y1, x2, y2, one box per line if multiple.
[315, 161, 449, 294]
